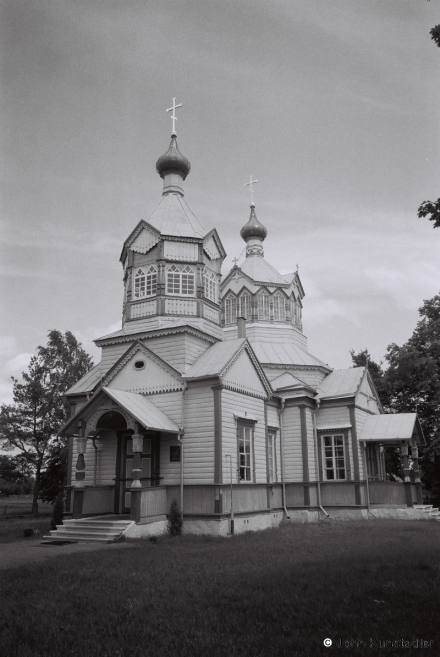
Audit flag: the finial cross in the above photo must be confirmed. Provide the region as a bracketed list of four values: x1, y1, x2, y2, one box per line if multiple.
[245, 175, 259, 206]
[166, 97, 183, 135]
[232, 257, 239, 266]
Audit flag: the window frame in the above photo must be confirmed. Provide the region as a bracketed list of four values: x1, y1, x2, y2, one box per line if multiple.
[166, 264, 196, 297]
[238, 291, 252, 320]
[225, 294, 237, 325]
[267, 429, 278, 483]
[237, 421, 255, 483]
[203, 266, 217, 303]
[257, 290, 270, 321]
[273, 292, 286, 322]
[322, 433, 346, 481]
[133, 265, 157, 300]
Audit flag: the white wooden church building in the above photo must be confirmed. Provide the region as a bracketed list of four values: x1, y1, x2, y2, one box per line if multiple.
[60, 109, 425, 537]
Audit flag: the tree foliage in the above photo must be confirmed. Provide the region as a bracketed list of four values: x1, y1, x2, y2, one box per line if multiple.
[417, 198, 440, 229]
[430, 24, 440, 48]
[0, 330, 93, 513]
[0, 454, 33, 496]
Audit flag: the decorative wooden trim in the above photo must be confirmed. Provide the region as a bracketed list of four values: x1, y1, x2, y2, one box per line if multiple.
[222, 382, 267, 399]
[102, 340, 184, 387]
[300, 406, 310, 484]
[264, 401, 269, 483]
[284, 396, 317, 409]
[95, 324, 219, 348]
[67, 434, 74, 487]
[348, 407, 362, 505]
[317, 435, 323, 481]
[213, 385, 222, 484]
[344, 432, 352, 481]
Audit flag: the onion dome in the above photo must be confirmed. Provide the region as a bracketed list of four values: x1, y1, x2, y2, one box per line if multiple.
[240, 206, 268, 242]
[156, 135, 191, 180]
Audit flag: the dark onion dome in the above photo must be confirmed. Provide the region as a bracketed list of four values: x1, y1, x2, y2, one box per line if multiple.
[156, 135, 191, 180]
[240, 206, 268, 242]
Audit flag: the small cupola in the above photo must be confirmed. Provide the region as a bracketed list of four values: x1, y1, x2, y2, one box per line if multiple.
[240, 205, 267, 257]
[155, 97, 191, 196]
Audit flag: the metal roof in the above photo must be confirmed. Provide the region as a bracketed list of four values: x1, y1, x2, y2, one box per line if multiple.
[184, 339, 247, 379]
[316, 367, 364, 399]
[146, 193, 206, 239]
[65, 364, 102, 396]
[94, 319, 219, 345]
[270, 371, 310, 391]
[360, 413, 425, 445]
[103, 387, 179, 434]
[239, 255, 288, 286]
[251, 342, 330, 369]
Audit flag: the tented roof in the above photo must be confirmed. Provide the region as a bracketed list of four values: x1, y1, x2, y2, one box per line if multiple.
[360, 413, 425, 446]
[103, 388, 179, 434]
[316, 367, 364, 399]
[65, 364, 102, 396]
[146, 193, 206, 239]
[240, 255, 288, 286]
[252, 342, 330, 369]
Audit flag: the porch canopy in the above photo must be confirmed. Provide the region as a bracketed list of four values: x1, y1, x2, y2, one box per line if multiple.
[359, 413, 425, 446]
[102, 387, 179, 434]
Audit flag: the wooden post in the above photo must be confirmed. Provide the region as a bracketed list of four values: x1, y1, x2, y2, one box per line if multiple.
[131, 431, 143, 489]
[411, 439, 423, 505]
[73, 421, 87, 519]
[401, 442, 413, 507]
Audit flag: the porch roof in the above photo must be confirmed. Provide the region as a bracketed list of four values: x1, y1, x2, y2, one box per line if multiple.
[103, 387, 180, 434]
[359, 413, 425, 446]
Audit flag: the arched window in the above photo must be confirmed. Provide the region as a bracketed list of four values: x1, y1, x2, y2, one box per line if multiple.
[238, 291, 251, 320]
[166, 264, 195, 296]
[203, 267, 217, 302]
[134, 266, 157, 299]
[225, 295, 237, 325]
[273, 292, 285, 321]
[257, 291, 270, 320]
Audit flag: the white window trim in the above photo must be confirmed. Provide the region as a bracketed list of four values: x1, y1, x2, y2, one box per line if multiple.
[322, 433, 346, 481]
[267, 429, 278, 483]
[238, 291, 252, 320]
[203, 266, 217, 303]
[166, 264, 196, 297]
[257, 290, 270, 321]
[237, 421, 255, 483]
[225, 294, 237, 325]
[133, 266, 157, 300]
[273, 292, 286, 322]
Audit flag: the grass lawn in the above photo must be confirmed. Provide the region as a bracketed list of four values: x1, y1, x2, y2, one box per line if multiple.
[0, 515, 52, 544]
[0, 520, 439, 656]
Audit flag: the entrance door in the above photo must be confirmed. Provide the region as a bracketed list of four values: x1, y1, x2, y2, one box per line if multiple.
[121, 433, 159, 513]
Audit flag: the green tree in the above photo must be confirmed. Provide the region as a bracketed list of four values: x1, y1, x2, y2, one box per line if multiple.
[0, 330, 93, 514]
[417, 198, 440, 229]
[0, 454, 33, 495]
[383, 294, 440, 503]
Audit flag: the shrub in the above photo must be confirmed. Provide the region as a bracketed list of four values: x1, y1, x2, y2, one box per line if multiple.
[167, 498, 183, 537]
[51, 491, 65, 530]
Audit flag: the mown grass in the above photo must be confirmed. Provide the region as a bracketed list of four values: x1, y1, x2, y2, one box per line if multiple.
[0, 520, 439, 656]
[0, 516, 52, 544]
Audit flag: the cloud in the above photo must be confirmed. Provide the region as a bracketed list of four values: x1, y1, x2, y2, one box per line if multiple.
[4, 352, 33, 377]
[73, 321, 122, 362]
[0, 336, 17, 357]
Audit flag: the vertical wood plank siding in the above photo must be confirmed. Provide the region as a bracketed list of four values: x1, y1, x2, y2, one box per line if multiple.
[305, 408, 316, 481]
[82, 487, 115, 515]
[282, 406, 303, 481]
[159, 434, 182, 485]
[140, 487, 168, 518]
[183, 386, 215, 484]
[221, 389, 266, 483]
[71, 431, 117, 486]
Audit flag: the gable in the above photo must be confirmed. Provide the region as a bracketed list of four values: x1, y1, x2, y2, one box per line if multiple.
[203, 234, 222, 260]
[222, 348, 268, 398]
[356, 371, 381, 413]
[131, 225, 161, 254]
[103, 344, 183, 394]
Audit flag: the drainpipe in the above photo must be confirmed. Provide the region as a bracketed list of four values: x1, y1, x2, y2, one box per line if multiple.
[279, 398, 290, 519]
[312, 401, 329, 519]
[177, 382, 187, 515]
[361, 441, 376, 518]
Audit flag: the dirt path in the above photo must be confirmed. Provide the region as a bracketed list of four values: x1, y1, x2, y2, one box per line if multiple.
[0, 540, 135, 570]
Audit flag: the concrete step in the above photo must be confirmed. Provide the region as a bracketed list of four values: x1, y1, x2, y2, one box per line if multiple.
[42, 533, 114, 543]
[43, 517, 133, 543]
[52, 527, 123, 537]
[59, 522, 130, 532]
[414, 505, 432, 510]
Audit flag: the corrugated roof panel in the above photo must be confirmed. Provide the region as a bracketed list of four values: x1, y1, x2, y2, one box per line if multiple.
[103, 387, 179, 433]
[360, 413, 421, 443]
[65, 364, 102, 395]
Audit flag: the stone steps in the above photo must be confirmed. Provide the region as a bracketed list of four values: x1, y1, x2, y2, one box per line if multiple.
[413, 505, 440, 520]
[42, 517, 133, 543]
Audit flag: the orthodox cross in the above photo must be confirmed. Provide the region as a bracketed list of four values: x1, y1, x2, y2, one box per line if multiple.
[166, 97, 183, 135]
[245, 175, 259, 206]
[232, 257, 239, 267]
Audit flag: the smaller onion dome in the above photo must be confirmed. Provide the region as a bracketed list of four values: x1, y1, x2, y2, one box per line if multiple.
[156, 135, 191, 180]
[240, 206, 268, 242]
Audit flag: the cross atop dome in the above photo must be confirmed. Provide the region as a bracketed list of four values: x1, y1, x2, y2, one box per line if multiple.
[166, 97, 183, 136]
[245, 175, 259, 207]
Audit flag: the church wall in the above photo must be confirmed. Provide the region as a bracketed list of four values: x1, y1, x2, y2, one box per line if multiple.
[355, 407, 371, 480]
[317, 405, 351, 426]
[145, 333, 210, 372]
[70, 431, 117, 487]
[224, 324, 307, 350]
[305, 408, 316, 482]
[183, 385, 215, 484]
[101, 342, 134, 374]
[146, 391, 182, 427]
[160, 433, 182, 485]
[291, 369, 327, 388]
[356, 391, 380, 414]
[221, 389, 266, 484]
[267, 404, 280, 429]
[282, 406, 303, 482]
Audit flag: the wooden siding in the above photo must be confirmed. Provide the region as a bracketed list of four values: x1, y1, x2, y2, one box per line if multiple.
[160, 433, 182, 485]
[82, 487, 114, 515]
[357, 375, 380, 413]
[107, 351, 182, 393]
[221, 389, 266, 484]
[223, 350, 267, 398]
[222, 484, 268, 513]
[131, 226, 160, 254]
[242, 325, 308, 349]
[140, 487, 168, 519]
[183, 386, 215, 484]
[292, 369, 327, 388]
[320, 482, 361, 506]
[282, 406, 303, 481]
[305, 408, 316, 481]
[71, 431, 117, 486]
[163, 240, 198, 261]
[267, 405, 280, 429]
[147, 391, 182, 427]
[355, 407, 369, 479]
[317, 405, 351, 426]
[145, 333, 210, 372]
[101, 342, 133, 374]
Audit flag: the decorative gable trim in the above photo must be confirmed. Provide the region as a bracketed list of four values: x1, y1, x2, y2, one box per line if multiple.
[203, 228, 226, 261]
[120, 220, 162, 262]
[102, 340, 184, 392]
[356, 368, 384, 414]
[95, 325, 219, 348]
[219, 341, 272, 398]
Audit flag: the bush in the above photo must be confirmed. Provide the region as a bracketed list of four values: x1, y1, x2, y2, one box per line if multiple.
[51, 491, 65, 530]
[167, 498, 183, 537]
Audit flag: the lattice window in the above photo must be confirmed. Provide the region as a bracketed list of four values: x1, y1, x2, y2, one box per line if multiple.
[225, 294, 237, 325]
[273, 292, 285, 321]
[257, 291, 270, 320]
[203, 267, 217, 302]
[267, 430, 278, 483]
[323, 435, 346, 480]
[166, 264, 195, 296]
[238, 424, 253, 482]
[134, 266, 157, 299]
[238, 291, 251, 320]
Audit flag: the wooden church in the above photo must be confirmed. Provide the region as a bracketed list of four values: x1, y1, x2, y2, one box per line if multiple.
[57, 103, 425, 538]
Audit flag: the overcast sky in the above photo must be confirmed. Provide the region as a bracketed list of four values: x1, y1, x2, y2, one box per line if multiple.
[1, 0, 439, 404]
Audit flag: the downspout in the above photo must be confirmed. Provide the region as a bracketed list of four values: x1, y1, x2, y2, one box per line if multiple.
[362, 441, 376, 518]
[177, 382, 187, 515]
[279, 398, 290, 519]
[312, 400, 329, 519]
